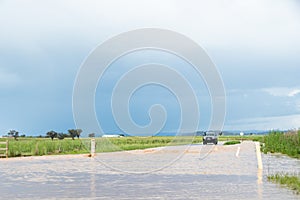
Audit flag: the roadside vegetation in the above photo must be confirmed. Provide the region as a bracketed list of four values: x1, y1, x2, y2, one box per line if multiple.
[219, 135, 262, 142]
[261, 130, 300, 158]
[268, 173, 300, 194]
[223, 140, 241, 145]
[262, 130, 300, 194]
[0, 136, 203, 157]
[4, 138, 87, 157]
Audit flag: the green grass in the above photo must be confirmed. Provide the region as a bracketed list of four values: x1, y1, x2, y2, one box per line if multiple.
[261, 130, 300, 158]
[223, 140, 241, 145]
[3, 138, 88, 157]
[76, 136, 205, 153]
[219, 135, 263, 142]
[0, 136, 203, 157]
[268, 173, 300, 194]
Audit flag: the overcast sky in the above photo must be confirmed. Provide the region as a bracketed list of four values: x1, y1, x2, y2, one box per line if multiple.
[1, 0, 300, 135]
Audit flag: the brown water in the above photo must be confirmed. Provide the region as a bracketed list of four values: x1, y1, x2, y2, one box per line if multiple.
[263, 153, 300, 175]
[0, 141, 299, 199]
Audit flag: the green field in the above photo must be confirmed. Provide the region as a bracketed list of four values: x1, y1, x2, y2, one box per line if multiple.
[0, 135, 262, 158]
[0, 136, 201, 157]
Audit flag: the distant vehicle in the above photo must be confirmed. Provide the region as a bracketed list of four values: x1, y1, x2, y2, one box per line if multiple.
[203, 131, 220, 145]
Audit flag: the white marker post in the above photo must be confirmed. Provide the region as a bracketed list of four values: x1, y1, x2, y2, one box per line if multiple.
[236, 146, 241, 157]
[91, 139, 96, 157]
[255, 142, 263, 170]
[255, 142, 263, 185]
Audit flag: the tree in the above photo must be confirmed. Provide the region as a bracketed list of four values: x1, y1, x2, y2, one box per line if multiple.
[76, 129, 82, 139]
[68, 129, 82, 140]
[8, 130, 19, 140]
[68, 129, 76, 140]
[46, 131, 57, 140]
[57, 133, 65, 140]
[88, 133, 95, 138]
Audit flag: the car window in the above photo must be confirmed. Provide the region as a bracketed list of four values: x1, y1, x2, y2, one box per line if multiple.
[206, 132, 216, 136]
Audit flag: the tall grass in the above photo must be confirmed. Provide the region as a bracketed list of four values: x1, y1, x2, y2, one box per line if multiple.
[268, 173, 300, 194]
[0, 136, 204, 157]
[262, 130, 300, 158]
[3, 138, 88, 157]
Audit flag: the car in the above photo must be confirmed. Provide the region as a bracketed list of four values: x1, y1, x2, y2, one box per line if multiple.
[203, 131, 220, 145]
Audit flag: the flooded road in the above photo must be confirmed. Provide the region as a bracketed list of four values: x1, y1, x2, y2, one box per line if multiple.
[263, 153, 300, 175]
[0, 141, 299, 199]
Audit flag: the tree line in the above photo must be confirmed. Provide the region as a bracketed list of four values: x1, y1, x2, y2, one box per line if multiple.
[46, 129, 82, 140]
[3, 129, 96, 141]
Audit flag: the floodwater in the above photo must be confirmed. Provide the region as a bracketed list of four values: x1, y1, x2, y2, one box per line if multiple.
[0, 141, 299, 199]
[263, 153, 300, 175]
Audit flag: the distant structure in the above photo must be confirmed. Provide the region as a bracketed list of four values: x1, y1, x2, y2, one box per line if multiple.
[102, 134, 124, 138]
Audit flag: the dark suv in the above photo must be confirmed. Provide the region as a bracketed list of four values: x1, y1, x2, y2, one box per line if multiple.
[203, 131, 219, 145]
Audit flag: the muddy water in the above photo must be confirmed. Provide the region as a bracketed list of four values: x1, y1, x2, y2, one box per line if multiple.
[0, 141, 299, 199]
[263, 153, 300, 175]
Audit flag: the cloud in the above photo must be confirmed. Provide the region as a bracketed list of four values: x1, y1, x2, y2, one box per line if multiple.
[0, 0, 300, 134]
[289, 89, 300, 97]
[296, 100, 300, 112]
[0, 0, 299, 54]
[0, 0, 177, 49]
[170, 0, 300, 56]
[0, 69, 20, 89]
[263, 87, 300, 97]
[225, 114, 300, 131]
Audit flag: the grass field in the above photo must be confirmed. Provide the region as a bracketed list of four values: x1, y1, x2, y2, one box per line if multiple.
[0, 135, 263, 158]
[0, 136, 201, 157]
